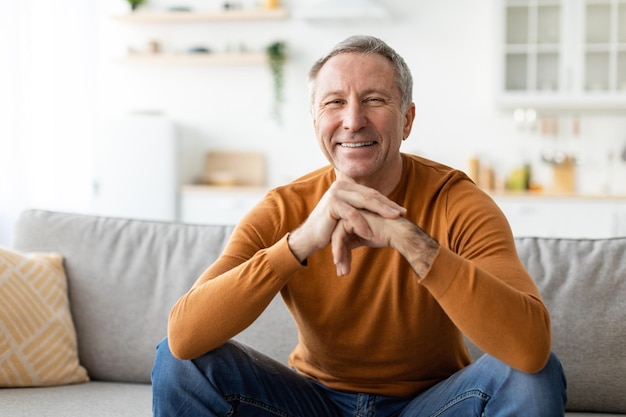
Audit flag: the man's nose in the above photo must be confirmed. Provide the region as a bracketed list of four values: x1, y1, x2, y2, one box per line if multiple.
[342, 102, 367, 132]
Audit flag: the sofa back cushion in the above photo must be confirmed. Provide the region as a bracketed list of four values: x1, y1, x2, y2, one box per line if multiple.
[12, 210, 239, 384]
[13, 211, 626, 414]
[514, 237, 626, 413]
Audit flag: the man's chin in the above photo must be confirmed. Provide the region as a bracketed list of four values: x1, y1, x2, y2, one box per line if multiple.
[334, 165, 375, 184]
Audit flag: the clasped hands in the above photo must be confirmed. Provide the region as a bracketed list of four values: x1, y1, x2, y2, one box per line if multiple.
[288, 180, 421, 276]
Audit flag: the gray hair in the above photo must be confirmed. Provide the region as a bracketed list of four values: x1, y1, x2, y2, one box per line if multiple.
[308, 35, 413, 111]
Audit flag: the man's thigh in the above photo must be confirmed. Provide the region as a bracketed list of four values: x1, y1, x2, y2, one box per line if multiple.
[193, 340, 341, 416]
[398, 353, 566, 417]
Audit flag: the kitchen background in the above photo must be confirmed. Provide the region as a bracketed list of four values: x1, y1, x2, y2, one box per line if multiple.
[1, 0, 625, 246]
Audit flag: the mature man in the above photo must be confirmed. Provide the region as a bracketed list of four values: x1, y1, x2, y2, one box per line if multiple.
[152, 35, 567, 416]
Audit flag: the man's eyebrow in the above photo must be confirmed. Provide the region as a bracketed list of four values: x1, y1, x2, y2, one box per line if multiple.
[361, 88, 391, 97]
[319, 88, 389, 99]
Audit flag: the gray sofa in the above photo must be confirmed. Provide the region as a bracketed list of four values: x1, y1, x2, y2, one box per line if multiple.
[1, 209, 624, 416]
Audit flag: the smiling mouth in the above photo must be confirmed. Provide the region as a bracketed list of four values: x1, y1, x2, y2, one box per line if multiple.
[340, 141, 376, 148]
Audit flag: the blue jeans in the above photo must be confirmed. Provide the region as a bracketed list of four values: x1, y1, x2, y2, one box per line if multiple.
[152, 339, 566, 417]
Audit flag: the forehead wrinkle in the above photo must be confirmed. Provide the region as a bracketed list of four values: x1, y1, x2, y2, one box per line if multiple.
[313, 53, 399, 105]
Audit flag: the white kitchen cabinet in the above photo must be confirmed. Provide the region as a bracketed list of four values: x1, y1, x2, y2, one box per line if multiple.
[180, 186, 267, 225]
[494, 195, 626, 238]
[498, 0, 626, 110]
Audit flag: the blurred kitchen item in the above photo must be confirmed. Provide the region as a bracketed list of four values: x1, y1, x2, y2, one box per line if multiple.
[148, 40, 160, 54]
[264, 0, 280, 8]
[479, 165, 496, 191]
[621, 139, 626, 162]
[506, 164, 531, 191]
[552, 156, 576, 194]
[540, 116, 579, 194]
[540, 117, 562, 165]
[203, 171, 238, 186]
[467, 156, 480, 184]
[466, 156, 495, 191]
[203, 151, 265, 186]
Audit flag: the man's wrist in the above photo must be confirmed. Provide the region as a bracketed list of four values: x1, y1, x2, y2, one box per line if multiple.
[287, 230, 309, 265]
[392, 218, 439, 278]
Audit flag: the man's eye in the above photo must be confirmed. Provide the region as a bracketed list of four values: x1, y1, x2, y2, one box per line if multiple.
[365, 97, 384, 105]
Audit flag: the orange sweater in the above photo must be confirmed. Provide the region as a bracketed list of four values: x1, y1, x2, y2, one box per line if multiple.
[168, 153, 551, 397]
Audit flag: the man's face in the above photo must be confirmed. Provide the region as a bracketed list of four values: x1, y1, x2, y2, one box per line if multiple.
[311, 52, 415, 190]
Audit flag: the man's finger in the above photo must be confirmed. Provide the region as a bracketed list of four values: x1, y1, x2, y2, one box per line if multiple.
[331, 220, 354, 276]
[332, 181, 406, 219]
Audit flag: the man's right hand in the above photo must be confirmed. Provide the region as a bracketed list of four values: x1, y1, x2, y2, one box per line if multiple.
[287, 180, 406, 266]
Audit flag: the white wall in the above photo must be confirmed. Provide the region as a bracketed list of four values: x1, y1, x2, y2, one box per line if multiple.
[98, 0, 626, 191]
[0, 0, 99, 246]
[100, 0, 500, 187]
[2, 0, 625, 245]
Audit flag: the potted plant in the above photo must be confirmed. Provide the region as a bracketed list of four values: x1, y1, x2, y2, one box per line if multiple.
[126, 0, 145, 11]
[266, 41, 287, 123]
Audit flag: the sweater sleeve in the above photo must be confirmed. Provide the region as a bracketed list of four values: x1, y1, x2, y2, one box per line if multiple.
[167, 197, 304, 360]
[418, 177, 552, 373]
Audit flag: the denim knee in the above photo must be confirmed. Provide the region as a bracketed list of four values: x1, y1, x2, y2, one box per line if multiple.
[538, 352, 568, 407]
[152, 338, 234, 417]
[151, 338, 174, 386]
[152, 338, 187, 400]
[485, 352, 567, 416]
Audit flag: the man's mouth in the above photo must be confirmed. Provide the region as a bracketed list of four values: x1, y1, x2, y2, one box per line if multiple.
[339, 141, 376, 148]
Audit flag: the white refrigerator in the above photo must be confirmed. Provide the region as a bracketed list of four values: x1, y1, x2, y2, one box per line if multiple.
[91, 114, 178, 222]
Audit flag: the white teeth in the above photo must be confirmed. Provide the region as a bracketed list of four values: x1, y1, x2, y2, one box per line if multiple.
[341, 142, 375, 148]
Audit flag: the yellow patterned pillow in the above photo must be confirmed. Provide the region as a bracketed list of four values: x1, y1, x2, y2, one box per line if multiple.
[0, 247, 89, 386]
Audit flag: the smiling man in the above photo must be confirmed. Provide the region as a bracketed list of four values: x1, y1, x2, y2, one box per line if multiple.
[152, 35, 567, 417]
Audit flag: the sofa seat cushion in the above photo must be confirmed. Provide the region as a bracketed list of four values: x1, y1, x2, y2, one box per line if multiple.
[565, 415, 625, 417]
[0, 384, 617, 417]
[0, 381, 151, 417]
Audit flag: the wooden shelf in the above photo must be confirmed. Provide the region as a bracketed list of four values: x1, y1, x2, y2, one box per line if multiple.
[114, 7, 289, 23]
[123, 52, 267, 65]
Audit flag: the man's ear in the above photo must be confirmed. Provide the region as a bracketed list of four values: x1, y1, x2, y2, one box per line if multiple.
[403, 103, 416, 139]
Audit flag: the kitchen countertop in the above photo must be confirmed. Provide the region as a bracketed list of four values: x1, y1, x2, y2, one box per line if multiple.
[489, 191, 626, 200]
[181, 185, 268, 193]
[181, 185, 626, 201]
